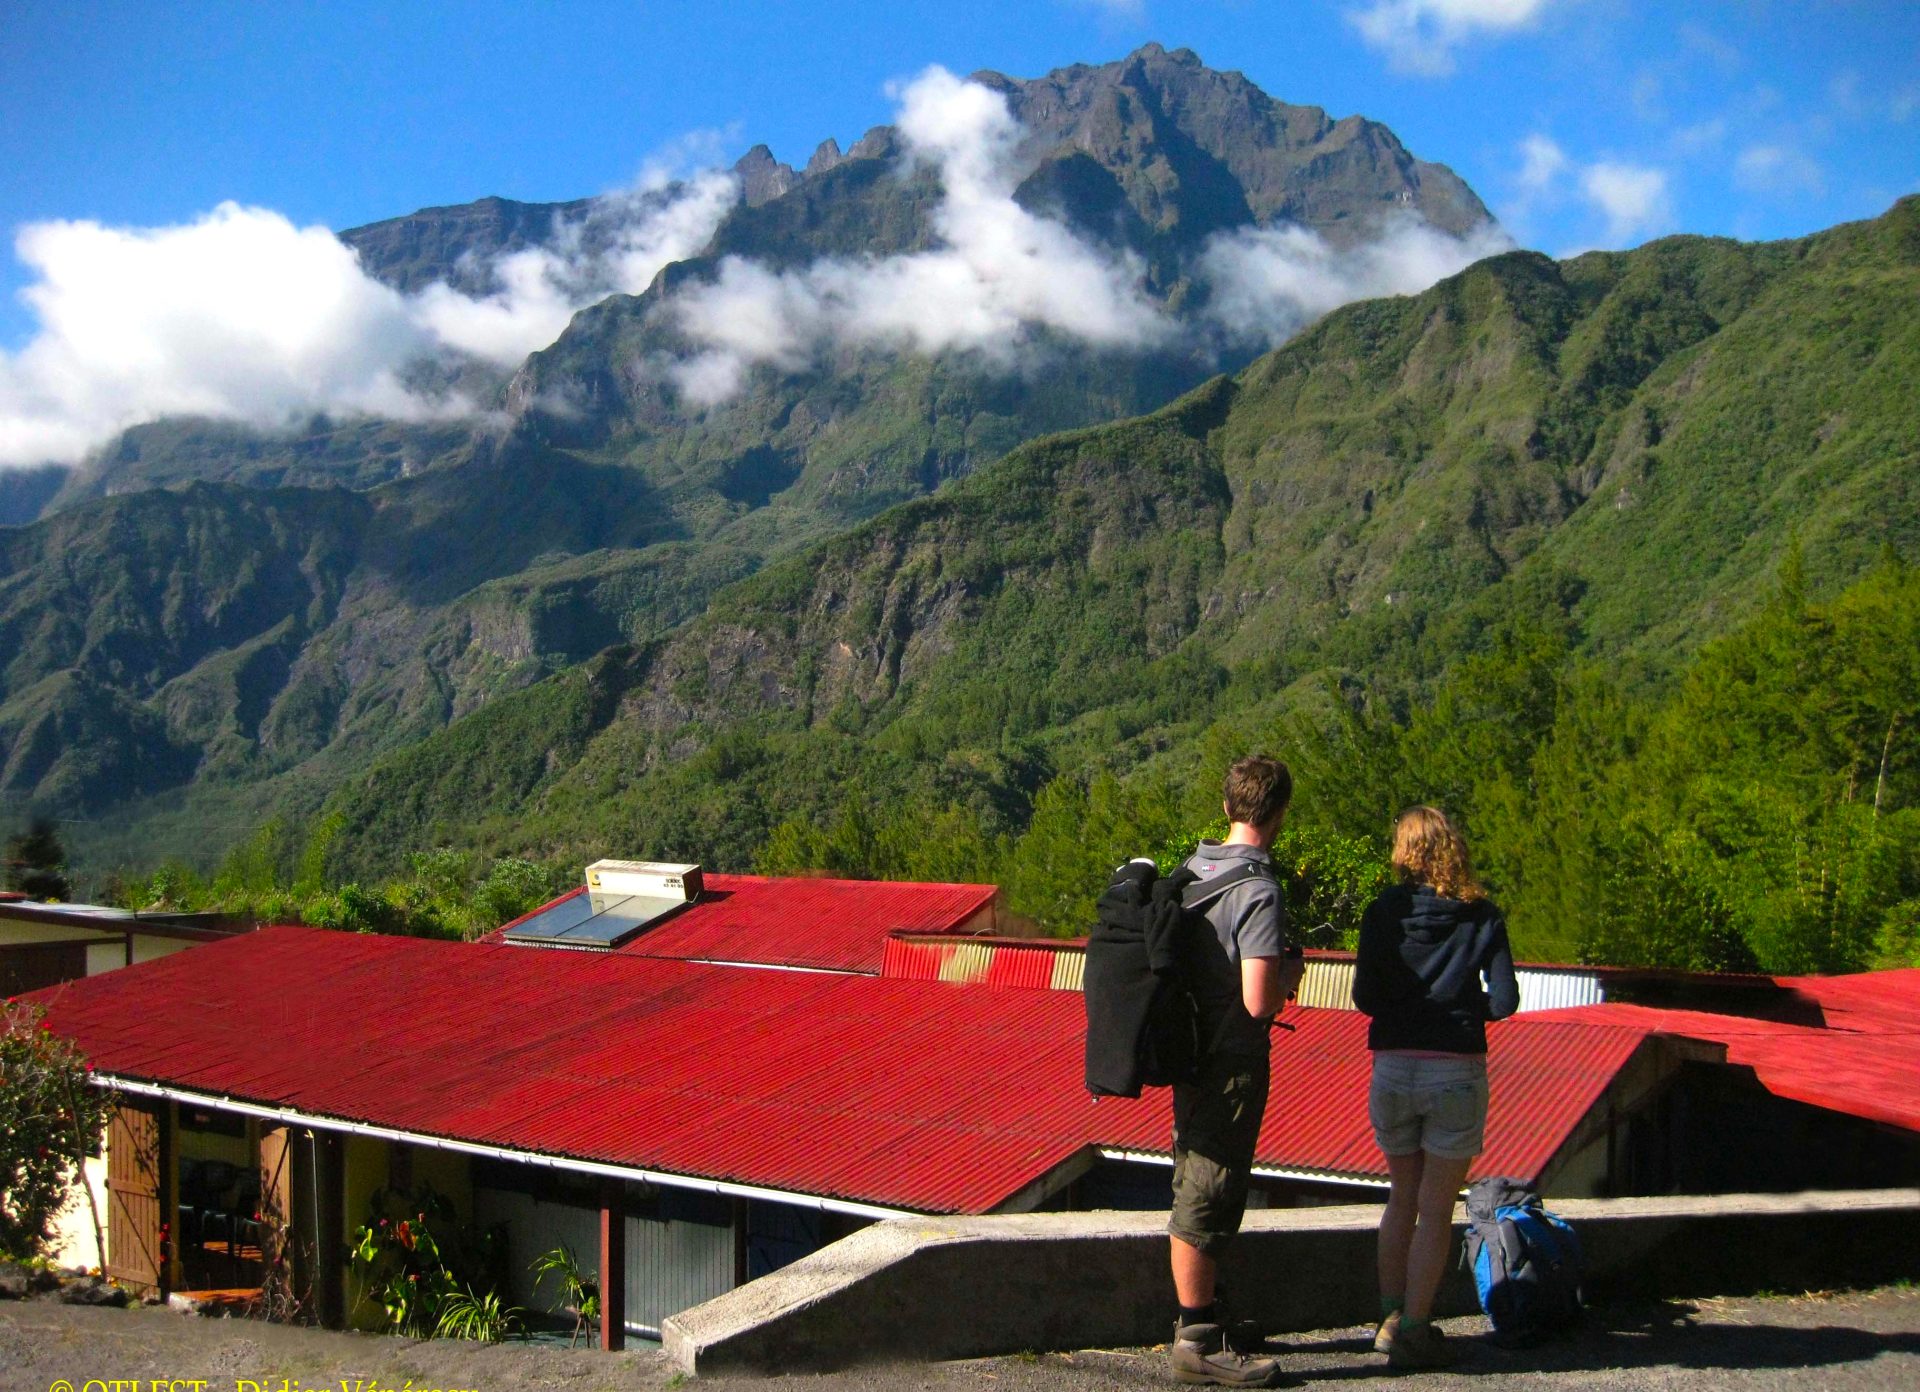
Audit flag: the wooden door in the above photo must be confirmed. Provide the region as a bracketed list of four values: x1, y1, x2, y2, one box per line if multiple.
[105, 1100, 170, 1296]
[258, 1126, 294, 1312]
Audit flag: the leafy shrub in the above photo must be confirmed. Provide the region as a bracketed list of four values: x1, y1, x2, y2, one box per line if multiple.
[0, 1002, 113, 1259]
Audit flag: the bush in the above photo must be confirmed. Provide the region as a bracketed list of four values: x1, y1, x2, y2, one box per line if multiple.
[349, 1185, 513, 1339]
[0, 1002, 113, 1259]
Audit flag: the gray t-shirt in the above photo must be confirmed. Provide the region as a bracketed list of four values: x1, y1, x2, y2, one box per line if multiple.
[1182, 840, 1289, 1057]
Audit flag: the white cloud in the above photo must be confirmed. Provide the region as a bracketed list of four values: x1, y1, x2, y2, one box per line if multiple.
[1580, 162, 1674, 245]
[1670, 118, 1728, 158]
[1347, 0, 1557, 76]
[412, 170, 737, 365]
[1516, 134, 1569, 194]
[1507, 139, 1674, 250]
[0, 166, 739, 466]
[1831, 69, 1920, 125]
[670, 67, 1167, 404]
[1198, 216, 1515, 345]
[668, 66, 1515, 405]
[1733, 144, 1826, 199]
[0, 204, 443, 466]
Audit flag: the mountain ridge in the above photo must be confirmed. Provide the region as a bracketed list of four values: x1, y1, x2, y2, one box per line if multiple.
[301, 197, 1920, 878]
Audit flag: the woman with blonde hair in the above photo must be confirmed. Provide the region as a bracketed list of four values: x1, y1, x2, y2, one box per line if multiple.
[1352, 806, 1518, 1369]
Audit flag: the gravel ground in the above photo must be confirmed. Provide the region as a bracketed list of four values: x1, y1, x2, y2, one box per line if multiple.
[2, 1286, 1918, 1392]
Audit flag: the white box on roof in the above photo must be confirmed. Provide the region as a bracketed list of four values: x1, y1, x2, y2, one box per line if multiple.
[585, 859, 703, 902]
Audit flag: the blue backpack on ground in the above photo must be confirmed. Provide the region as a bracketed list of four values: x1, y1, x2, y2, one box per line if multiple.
[1462, 1177, 1584, 1345]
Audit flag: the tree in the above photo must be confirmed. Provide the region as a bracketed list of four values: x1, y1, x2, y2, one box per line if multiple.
[0, 1001, 114, 1259]
[3, 818, 71, 902]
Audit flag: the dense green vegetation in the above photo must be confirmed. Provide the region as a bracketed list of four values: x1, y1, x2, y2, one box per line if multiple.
[105, 552, 1920, 973]
[74, 551, 1919, 974]
[9, 190, 1916, 976]
[235, 198, 1917, 973]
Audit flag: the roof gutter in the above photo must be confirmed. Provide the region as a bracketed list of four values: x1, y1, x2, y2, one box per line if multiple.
[1096, 1146, 1391, 1191]
[98, 1075, 917, 1222]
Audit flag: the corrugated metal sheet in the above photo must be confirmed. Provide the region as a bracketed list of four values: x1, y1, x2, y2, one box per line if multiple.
[1295, 958, 1356, 1010]
[1515, 969, 1605, 1012]
[32, 926, 1668, 1213]
[492, 875, 996, 975]
[882, 939, 1604, 1013]
[1050, 951, 1084, 992]
[1536, 969, 1920, 1135]
[881, 935, 1085, 991]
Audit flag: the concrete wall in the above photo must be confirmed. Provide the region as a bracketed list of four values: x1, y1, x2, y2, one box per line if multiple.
[664, 1188, 1920, 1374]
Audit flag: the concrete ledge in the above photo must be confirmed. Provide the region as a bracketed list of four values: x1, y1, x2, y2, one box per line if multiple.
[663, 1188, 1920, 1374]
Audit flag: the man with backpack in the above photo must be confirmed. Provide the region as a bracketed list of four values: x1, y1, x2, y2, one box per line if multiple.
[1165, 755, 1305, 1386]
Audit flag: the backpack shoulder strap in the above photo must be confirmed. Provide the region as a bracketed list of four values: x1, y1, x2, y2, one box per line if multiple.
[1180, 861, 1274, 912]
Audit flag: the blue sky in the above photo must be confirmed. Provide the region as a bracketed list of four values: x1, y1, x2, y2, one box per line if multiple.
[0, 0, 1915, 460]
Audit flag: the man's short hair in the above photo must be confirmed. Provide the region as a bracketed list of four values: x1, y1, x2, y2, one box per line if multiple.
[1223, 755, 1292, 829]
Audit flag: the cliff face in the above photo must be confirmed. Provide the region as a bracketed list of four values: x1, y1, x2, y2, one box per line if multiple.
[311, 199, 1920, 875]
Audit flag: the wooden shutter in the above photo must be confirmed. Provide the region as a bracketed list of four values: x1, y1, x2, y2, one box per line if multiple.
[105, 1100, 169, 1296]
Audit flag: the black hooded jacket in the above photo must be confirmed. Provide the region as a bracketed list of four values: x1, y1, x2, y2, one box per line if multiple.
[1352, 882, 1520, 1054]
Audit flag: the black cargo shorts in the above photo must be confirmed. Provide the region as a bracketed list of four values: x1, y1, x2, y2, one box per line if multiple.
[1168, 1050, 1270, 1255]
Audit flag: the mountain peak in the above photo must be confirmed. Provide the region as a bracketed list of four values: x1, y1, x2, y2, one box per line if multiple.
[734, 144, 799, 207]
[805, 138, 845, 177]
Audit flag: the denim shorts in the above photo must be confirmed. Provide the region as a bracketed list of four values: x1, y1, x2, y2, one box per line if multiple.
[1369, 1053, 1488, 1160]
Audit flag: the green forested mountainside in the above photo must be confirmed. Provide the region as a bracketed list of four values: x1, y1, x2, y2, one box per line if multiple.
[42, 409, 488, 515]
[0, 46, 1495, 843]
[0, 449, 752, 826]
[0, 466, 66, 528]
[303, 199, 1920, 973]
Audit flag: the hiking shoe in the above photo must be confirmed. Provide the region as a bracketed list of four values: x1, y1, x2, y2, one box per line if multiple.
[1170, 1321, 1282, 1386]
[1386, 1320, 1457, 1371]
[1372, 1309, 1401, 1355]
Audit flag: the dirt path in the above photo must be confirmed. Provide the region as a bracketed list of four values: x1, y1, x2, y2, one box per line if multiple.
[2, 1286, 1918, 1392]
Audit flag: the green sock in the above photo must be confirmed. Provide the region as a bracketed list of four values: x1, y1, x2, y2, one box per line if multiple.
[1400, 1314, 1430, 1331]
[1379, 1295, 1404, 1319]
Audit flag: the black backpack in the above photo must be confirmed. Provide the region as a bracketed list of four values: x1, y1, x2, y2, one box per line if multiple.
[1462, 1177, 1585, 1345]
[1083, 859, 1270, 1098]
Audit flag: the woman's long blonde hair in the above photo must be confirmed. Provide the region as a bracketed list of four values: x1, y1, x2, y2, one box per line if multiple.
[1391, 806, 1486, 902]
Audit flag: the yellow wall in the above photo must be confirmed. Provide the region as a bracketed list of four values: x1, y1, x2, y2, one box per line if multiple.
[409, 1143, 473, 1211]
[49, 1154, 108, 1271]
[338, 1138, 477, 1332]
[0, 921, 99, 946]
[341, 1135, 391, 1331]
[178, 1121, 250, 1167]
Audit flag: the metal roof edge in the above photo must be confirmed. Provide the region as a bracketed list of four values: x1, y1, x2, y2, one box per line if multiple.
[0, 901, 251, 940]
[96, 1074, 918, 1222]
[1096, 1146, 1391, 1190]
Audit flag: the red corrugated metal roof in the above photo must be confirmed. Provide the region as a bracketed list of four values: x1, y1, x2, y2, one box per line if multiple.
[32, 926, 1654, 1213]
[487, 874, 996, 973]
[1534, 969, 1920, 1135]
